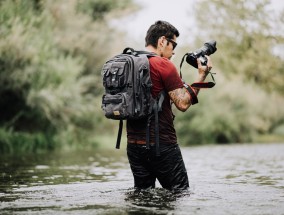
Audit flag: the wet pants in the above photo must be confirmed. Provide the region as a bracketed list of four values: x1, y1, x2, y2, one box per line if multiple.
[127, 143, 189, 191]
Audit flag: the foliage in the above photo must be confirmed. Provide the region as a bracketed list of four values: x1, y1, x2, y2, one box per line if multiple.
[1, 0, 283, 153]
[0, 127, 56, 154]
[174, 0, 284, 144]
[175, 70, 284, 144]
[193, 0, 284, 94]
[0, 0, 133, 154]
[77, 0, 132, 21]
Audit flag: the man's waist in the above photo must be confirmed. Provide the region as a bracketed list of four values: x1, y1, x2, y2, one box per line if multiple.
[127, 139, 177, 145]
[128, 140, 154, 145]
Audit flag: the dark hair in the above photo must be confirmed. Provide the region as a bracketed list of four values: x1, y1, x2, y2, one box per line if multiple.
[145, 20, 179, 48]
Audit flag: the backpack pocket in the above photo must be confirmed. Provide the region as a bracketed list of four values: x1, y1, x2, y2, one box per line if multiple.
[102, 61, 128, 89]
[102, 93, 130, 120]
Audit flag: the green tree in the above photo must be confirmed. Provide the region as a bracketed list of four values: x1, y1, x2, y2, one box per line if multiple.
[194, 0, 284, 93]
[0, 0, 133, 154]
[175, 0, 284, 145]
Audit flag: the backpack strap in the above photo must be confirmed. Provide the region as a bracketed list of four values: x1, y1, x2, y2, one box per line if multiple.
[136, 50, 157, 57]
[146, 115, 152, 150]
[123, 48, 157, 58]
[146, 91, 165, 156]
[116, 119, 123, 149]
[154, 100, 160, 156]
[123, 47, 135, 54]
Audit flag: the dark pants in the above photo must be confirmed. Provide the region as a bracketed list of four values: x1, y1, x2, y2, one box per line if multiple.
[127, 143, 189, 191]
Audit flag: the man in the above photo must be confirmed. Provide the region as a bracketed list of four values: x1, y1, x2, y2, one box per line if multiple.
[126, 20, 212, 191]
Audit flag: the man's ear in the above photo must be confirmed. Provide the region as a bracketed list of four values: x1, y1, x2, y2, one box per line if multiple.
[158, 36, 165, 48]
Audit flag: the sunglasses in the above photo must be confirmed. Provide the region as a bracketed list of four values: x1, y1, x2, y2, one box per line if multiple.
[166, 38, 177, 50]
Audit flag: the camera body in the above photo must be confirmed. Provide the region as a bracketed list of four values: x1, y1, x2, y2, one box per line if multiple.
[186, 40, 217, 68]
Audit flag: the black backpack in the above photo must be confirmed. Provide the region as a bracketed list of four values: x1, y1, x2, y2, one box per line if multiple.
[101, 48, 165, 155]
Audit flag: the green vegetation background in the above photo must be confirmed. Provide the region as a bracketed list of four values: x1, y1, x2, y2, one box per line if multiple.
[1, 0, 284, 154]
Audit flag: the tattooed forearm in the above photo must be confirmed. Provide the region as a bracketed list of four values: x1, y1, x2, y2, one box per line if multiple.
[168, 87, 191, 112]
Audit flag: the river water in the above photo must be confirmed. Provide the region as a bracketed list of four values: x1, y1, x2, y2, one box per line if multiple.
[1, 143, 284, 215]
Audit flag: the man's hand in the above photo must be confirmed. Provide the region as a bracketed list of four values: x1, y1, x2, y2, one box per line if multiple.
[197, 55, 213, 82]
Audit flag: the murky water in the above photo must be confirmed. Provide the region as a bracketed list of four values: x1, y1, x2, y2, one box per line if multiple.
[1, 143, 284, 215]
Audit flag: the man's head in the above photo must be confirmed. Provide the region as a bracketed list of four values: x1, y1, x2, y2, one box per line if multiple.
[145, 20, 179, 59]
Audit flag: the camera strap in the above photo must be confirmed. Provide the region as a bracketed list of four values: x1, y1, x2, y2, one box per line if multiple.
[179, 53, 216, 88]
[191, 72, 216, 88]
[183, 84, 198, 105]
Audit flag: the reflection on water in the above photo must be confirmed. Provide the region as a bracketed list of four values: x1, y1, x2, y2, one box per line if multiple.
[1, 143, 284, 214]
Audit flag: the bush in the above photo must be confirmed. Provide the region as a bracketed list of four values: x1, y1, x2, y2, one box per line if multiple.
[175, 72, 284, 145]
[0, 0, 133, 154]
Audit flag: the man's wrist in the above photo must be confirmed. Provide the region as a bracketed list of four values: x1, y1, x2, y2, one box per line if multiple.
[197, 74, 206, 82]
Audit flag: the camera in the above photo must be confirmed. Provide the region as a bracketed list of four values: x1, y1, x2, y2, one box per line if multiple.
[186, 40, 217, 68]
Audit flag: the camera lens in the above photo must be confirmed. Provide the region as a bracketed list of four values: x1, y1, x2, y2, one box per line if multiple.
[185, 40, 217, 68]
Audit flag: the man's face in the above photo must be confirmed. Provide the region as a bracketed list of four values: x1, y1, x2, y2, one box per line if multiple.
[160, 35, 177, 60]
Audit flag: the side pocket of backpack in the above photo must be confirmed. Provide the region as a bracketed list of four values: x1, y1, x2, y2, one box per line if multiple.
[101, 93, 129, 120]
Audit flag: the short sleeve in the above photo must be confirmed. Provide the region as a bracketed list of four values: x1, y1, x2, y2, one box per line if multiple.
[159, 58, 184, 92]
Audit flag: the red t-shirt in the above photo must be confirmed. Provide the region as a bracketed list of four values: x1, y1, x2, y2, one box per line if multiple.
[127, 56, 184, 144]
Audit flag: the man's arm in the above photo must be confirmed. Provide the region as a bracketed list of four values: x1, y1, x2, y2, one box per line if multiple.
[168, 87, 192, 112]
[169, 56, 213, 112]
